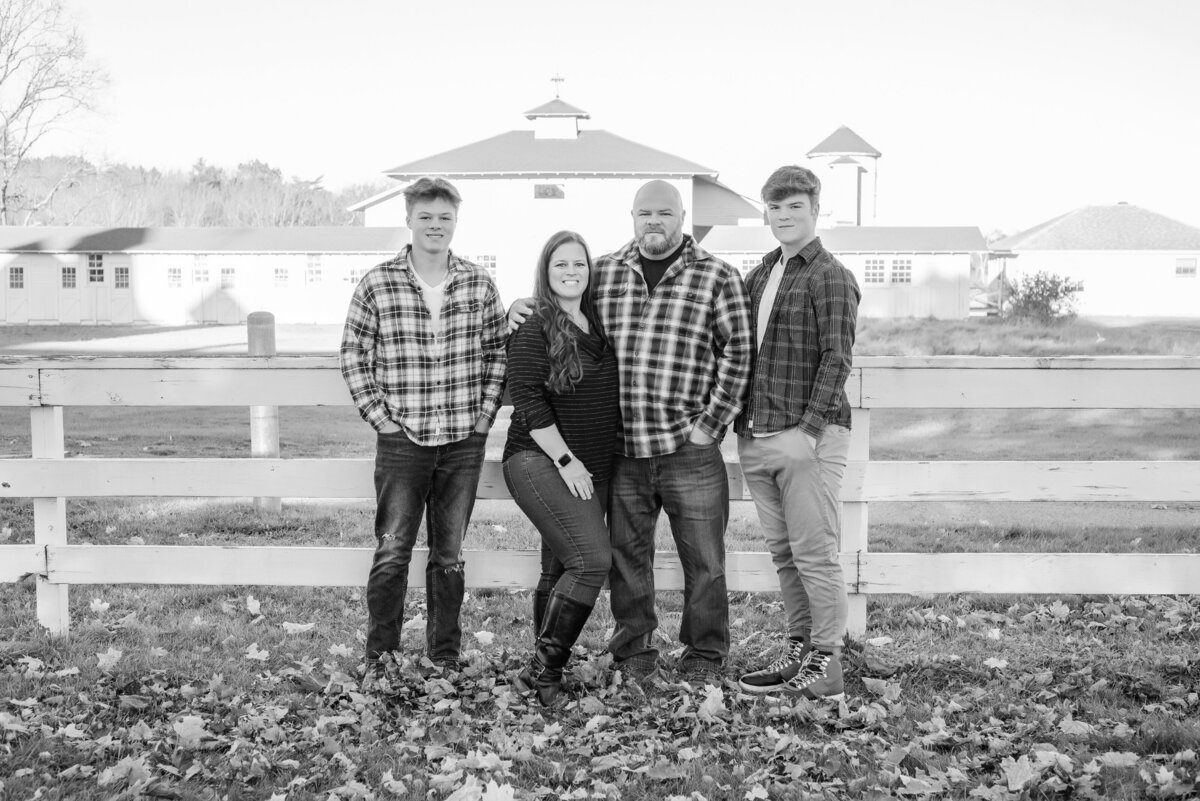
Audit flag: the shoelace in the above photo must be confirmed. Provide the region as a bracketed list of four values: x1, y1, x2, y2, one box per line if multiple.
[785, 652, 831, 688]
[759, 641, 807, 673]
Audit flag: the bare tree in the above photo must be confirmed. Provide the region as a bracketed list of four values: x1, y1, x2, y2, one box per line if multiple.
[0, 0, 105, 224]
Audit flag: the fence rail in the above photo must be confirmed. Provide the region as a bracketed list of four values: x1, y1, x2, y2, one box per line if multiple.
[3, 355, 1199, 638]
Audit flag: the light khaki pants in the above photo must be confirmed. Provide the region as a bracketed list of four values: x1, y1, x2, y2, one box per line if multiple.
[737, 425, 851, 649]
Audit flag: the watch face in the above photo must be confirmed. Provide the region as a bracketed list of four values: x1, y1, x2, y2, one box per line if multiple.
[558, 454, 571, 467]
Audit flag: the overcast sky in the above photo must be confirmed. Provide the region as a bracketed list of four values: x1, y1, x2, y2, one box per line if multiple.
[54, 0, 1200, 233]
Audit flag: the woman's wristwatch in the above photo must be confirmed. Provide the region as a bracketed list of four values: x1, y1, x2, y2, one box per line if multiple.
[556, 453, 573, 468]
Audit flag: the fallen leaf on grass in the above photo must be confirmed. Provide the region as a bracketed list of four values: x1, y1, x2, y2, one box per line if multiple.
[1058, 715, 1095, 735]
[96, 647, 122, 670]
[97, 754, 151, 787]
[245, 643, 269, 661]
[473, 631, 495, 646]
[328, 643, 354, 658]
[90, 597, 110, 614]
[1099, 752, 1140, 768]
[866, 636, 894, 647]
[173, 715, 210, 748]
[282, 622, 316, 634]
[246, 595, 261, 616]
[1001, 755, 1041, 791]
[983, 657, 1007, 671]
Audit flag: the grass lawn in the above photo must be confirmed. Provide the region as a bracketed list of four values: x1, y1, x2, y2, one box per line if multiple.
[1, 318, 1198, 799]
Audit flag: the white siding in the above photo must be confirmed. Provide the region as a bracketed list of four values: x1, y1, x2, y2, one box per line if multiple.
[1008, 251, 1200, 317]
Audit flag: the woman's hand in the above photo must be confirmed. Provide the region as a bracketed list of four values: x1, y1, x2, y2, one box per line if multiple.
[558, 460, 595, 500]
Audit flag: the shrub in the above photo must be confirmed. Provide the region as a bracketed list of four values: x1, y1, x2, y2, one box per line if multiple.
[1004, 270, 1083, 324]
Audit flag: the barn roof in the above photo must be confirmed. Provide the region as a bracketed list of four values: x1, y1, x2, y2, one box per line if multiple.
[701, 225, 987, 253]
[994, 204, 1200, 250]
[806, 126, 881, 158]
[0, 227, 410, 254]
[381, 129, 717, 179]
[524, 98, 590, 118]
[694, 177, 761, 225]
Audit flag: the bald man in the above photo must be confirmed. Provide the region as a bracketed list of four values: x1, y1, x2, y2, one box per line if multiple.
[514, 180, 753, 685]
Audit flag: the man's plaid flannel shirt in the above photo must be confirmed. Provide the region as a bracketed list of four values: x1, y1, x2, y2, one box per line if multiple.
[592, 235, 752, 458]
[339, 246, 507, 446]
[734, 237, 860, 440]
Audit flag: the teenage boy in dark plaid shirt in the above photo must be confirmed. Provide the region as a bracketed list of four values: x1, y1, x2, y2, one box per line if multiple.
[734, 166, 860, 700]
[509, 180, 753, 684]
[340, 177, 507, 689]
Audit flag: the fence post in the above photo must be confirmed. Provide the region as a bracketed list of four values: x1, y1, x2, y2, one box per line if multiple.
[32, 405, 69, 637]
[248, 311, 281, 513]
[844, 408, 870, 639]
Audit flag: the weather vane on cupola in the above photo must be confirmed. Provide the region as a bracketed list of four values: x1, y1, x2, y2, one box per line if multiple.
[551, 72, 564, 98]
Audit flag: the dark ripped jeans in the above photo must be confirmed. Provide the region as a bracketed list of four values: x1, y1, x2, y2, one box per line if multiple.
[365, 429, 486, 663]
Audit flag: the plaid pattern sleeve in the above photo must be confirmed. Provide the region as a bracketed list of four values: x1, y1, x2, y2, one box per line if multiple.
[736, 238, 860, 439]
[339, 258, 393, 432]
[800, 250, 860, 437]
[339, 246, 507, 445]
[476, 276, 509, 427]
[593, 237, 753, 458]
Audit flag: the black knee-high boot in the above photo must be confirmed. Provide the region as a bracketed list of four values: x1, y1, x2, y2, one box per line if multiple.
[533, 589, 551, 645]
[516, 592, 593, 706]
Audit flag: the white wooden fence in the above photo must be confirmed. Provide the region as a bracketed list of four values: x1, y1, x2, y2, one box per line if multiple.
[2, 356, 1199, 638]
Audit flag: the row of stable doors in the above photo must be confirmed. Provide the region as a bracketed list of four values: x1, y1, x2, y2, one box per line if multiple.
[4, 269, 243, 325]
[4, 268, 133, 324]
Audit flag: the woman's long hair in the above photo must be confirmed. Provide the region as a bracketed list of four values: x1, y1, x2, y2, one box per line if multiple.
[532, 230, 606, 394]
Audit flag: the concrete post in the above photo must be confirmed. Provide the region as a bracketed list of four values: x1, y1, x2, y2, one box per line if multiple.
[248, 312, 281, 513]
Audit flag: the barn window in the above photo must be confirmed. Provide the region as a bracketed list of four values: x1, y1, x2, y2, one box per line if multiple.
[306, 254, 322, 283]
[220, 267, 236, 289]
[88, 254, 105, 283]
[474, 255, 497, 280]
[891, 259, 912, 284]
[741, 257, 759, 274]
[8, 266, 23, 289]
[864, 259, 885, 284]
[534, 184, 565, 199]
[167, 267, 182, 288]
[193, 255, 209, 284]
[115, 266, 130, 289]
[62, 266, 77, 288]
[1178, 258, 1197, 278]
[274, 267, 290, 287]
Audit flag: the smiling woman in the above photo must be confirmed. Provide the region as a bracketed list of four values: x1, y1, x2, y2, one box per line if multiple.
[501, 229, 619, 706]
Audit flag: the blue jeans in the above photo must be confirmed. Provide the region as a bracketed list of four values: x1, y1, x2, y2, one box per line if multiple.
[365, 429, 486, 662]
[607, 440, 730, 667]
[503, 450, 611, 607]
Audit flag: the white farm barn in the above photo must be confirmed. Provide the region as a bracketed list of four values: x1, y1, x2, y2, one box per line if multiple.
[0, 227, 408, 326]
[993, 204, 1200, 317]
[702, 225, 988, 319]
[350, 97, 761, 304]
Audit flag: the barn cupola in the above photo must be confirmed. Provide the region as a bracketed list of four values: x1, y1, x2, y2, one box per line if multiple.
[524, 98, 590, 140]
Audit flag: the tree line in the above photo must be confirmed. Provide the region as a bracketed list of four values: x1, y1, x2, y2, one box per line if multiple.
[7, 155, 387, 227]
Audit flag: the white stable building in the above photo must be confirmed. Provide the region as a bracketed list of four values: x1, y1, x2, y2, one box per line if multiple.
[703, 225, 988, 319]
[993, 204, 1200, 317]
[350, 97, 762, 304]
[0, 227, 408, 325]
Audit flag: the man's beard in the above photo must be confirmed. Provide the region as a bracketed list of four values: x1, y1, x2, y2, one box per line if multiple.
[638, 229, 682, 257]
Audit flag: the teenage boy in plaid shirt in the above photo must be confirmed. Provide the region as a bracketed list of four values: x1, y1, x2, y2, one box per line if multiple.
[509, 180, 753, 684]
[735, 166, 860, 700]
[341, 177, 507, 688]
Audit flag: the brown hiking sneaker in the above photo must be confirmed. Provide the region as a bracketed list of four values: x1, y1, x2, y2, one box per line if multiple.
[738, 637, 812, 694]
[780, 649, 844, 701]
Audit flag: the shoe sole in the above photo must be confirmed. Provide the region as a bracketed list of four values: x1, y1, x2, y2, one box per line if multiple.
[737, 679, 786, 694]
[781, 690, 845, 702]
